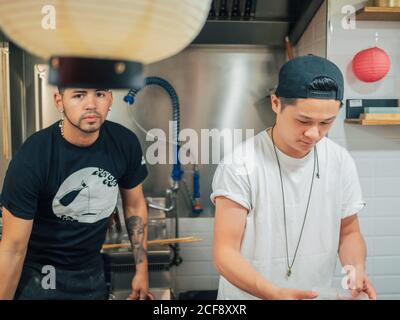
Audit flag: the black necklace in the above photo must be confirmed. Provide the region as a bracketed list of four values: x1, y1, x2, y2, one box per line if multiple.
[270, 125, 318, 279]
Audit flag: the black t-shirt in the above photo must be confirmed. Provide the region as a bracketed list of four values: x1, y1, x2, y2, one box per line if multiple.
[1, 120, 148, 270]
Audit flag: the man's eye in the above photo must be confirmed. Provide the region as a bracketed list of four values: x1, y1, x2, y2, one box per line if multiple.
[321, 122, 331, 125]
[298, 120, 309, 124]
[73, 94, 84, 99]
[96, 92, 106, 97]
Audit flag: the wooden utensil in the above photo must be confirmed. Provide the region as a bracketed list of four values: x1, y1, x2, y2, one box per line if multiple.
[285, 36, 294, 60]
[102, 236, 202, 250]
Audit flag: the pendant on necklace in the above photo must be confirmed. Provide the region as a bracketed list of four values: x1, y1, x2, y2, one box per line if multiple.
[286, 269, 292, 279]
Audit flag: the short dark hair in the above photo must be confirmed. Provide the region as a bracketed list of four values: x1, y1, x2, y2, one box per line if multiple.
[277, 76, 342, 110]
[57, 86, 65, 94]
[57, 87, 110, 94]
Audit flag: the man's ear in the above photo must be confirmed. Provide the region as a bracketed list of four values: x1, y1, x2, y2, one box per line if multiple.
[109, 90, 113, 105]
[54, 92, 64, 112]
[270, 94, 281, 115]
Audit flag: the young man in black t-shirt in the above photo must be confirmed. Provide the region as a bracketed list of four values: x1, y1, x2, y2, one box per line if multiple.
[0, 87, 150, 300]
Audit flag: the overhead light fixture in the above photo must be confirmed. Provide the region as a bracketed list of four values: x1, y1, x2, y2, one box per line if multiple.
[0, 0, 211, 88]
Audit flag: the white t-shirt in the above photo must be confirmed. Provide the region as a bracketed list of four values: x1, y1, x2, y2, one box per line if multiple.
[210, 129, 365, 300]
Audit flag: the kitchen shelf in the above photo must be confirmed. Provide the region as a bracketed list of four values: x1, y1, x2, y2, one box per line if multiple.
[356, 6, 400, 21]
[345, 119, 400, 125]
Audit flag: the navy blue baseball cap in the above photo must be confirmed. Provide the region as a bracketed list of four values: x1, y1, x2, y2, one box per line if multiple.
[275, 54, 344, 101]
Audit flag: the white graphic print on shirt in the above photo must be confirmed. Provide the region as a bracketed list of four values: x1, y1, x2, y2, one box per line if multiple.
[52, 167, 118, 223]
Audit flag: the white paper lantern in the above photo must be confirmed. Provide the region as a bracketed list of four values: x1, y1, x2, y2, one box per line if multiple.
[0, 0, 211, 87]
[0, 0, 211, 63]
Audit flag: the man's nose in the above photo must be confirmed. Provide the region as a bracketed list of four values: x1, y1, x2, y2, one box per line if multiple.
[84, 93, 97, 110]
[304, 125, 319, 141]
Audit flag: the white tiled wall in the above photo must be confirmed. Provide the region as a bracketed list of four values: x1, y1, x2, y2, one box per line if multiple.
[327, 0, 400, 299]
[167, 217, 218, 295]
[295, 1, 327, 58]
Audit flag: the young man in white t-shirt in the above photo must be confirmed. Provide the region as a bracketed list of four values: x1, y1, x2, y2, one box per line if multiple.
[211, 55, 377, 300]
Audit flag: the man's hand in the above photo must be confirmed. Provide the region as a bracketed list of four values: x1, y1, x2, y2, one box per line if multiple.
[338, 215, 376, 300]
[348, 266, 377, 300]
[120, 185, 153, 300]
[269, 288, 318, 300]
[127, 271, 153, 300]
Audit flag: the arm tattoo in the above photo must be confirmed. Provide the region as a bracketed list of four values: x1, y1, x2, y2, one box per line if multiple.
[125, 216, 147, 265]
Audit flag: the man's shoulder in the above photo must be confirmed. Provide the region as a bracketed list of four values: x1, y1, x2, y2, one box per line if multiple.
[230, 130, 267, 158]
[18, 123, 56, 153]
[323, 137, 354, 163]
[219, 131, 263, 168]
[102, 120, 140, 144]
[8, 124, 56, 173]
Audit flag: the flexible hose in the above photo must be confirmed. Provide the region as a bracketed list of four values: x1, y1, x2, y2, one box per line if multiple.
[124, 77, 183, 181]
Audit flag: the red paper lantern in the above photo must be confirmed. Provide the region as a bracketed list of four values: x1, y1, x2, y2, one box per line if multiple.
[352, 47, 390, 82]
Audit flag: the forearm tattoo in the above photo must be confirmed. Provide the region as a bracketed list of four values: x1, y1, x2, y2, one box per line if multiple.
[126, 216, 147, 265]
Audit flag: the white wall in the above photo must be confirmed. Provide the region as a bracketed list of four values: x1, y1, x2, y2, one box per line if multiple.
[327, 0, 400, 299]
[296, 1, 327, 58]
[167, 218, 218, 295]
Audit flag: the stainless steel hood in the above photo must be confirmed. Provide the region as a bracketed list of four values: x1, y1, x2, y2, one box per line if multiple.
[193, 0, 325, 47]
